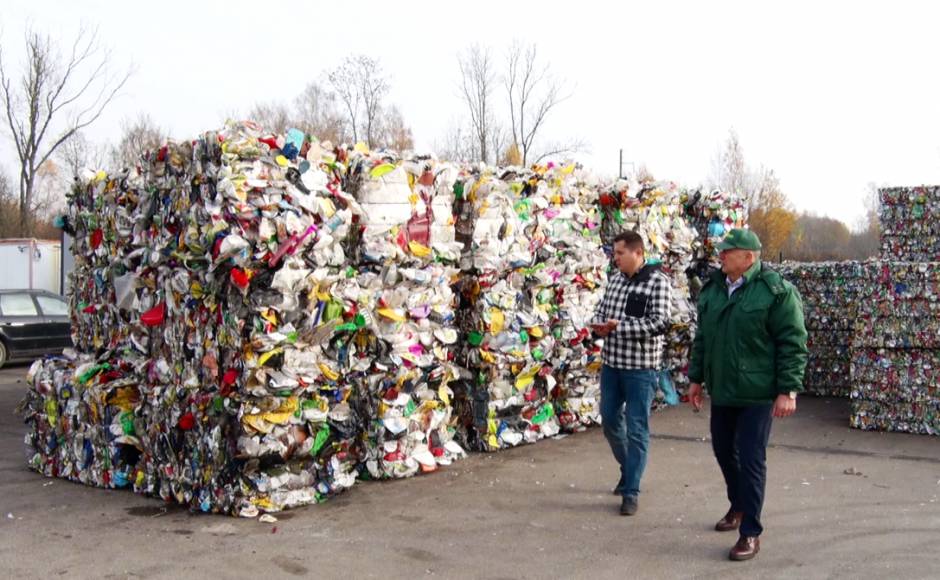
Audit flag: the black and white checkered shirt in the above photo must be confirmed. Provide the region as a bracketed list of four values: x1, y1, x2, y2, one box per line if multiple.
[592, 264, 673, 370]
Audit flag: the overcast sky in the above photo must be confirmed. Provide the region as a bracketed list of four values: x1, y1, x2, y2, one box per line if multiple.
[3, 0, 939, 227]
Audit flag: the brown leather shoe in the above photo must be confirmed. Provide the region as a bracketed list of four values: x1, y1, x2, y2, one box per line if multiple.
[729, 536, 760, 561]
[714, 510, 743, 532]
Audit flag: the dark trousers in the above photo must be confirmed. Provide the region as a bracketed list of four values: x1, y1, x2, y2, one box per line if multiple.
[710, 404, 774, 537]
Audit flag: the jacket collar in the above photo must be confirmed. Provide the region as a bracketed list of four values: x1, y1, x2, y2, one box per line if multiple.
[711, 260, 763, 288]
[620, 262, 662, 284]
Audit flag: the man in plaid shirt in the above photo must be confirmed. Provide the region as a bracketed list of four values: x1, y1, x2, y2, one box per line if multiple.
[591, 231, 673, 516]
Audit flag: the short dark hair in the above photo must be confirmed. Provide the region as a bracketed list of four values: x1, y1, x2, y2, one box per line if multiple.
[613, 231, 644, 252]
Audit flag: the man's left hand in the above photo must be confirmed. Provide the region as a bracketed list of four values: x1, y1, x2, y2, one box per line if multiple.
[773, 394, 796, 418]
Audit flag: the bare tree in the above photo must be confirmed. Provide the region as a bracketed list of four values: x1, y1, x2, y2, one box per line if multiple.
[358, 57, 389, 148]
[31, 159, 68, 222]
[327, 62, 360, 143]
[57, 130, 107, 179]
[458, 45, 500, 164]
[531, 137, 589, 164]
[327, 55, 389, 147]
[846, 182, 881, 259]
[858, 182, 881, 232]
[0, 169, 18, 237]
[240, 76, 405, 150]
[489, 126, 508, 166]
[375, 104, 414, 153]
[709, 128, 750, 206]
[504, 41, 572, 166]
[434, 120, 476, 162]
[636, 163, 655, 184]
[0, 26, 130, 235]
[245, 100, 292, 135]
[293, 81, 348, 144]
[110, 113, 165, 169]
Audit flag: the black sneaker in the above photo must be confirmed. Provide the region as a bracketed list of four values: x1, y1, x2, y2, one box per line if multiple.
[620, 495, 638, 516]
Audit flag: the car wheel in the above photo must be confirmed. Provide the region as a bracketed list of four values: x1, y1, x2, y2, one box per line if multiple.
[0, 340, 7, 370]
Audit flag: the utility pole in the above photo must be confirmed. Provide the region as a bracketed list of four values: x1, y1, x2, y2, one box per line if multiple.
[618, 149, 635, 179]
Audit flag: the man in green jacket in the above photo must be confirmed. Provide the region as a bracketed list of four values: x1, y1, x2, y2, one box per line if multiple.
[687, 228, 808, 561]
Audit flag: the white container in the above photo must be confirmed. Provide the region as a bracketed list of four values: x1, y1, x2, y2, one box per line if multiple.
[0, 238, 62, 293]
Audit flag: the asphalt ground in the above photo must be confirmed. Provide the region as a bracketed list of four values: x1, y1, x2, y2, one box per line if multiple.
[1, 362, 938, 579]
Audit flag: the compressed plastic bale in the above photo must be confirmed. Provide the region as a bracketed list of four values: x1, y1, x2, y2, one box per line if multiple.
[453, 166, 575, 450]
[21, 122, 390, 514]
[878, 186, 940, 261]
[777, 261, 875, 397]
[538, 197, 608, 430]
[849, 260, 940, 436]
[352, 264, 467, 478]
[337, 149, 468, 477]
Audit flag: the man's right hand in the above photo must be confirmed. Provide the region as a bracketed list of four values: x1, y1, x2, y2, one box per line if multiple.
[688, 382, 704, 412]
[590, 320, 617, 337]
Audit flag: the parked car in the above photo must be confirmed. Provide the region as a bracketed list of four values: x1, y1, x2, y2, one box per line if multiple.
[0, 289, 72, 368]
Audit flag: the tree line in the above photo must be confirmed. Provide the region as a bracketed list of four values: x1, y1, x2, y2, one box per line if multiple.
[707, 129, 880, 262]
[1, 27, 880, 262]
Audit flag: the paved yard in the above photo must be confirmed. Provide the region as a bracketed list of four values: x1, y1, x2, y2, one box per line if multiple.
[1, 363, 937, 579]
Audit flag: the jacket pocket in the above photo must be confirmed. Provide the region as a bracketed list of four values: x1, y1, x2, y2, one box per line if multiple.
[737, 300, 771, 336]
[737, 366, 775, 401]
[740, 300, 772, 315]
[623, 293, 649, 318]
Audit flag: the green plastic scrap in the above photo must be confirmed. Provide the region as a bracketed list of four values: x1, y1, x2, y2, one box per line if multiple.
[324, 301, 343, 321]
[78, 363, 111, 385]
[119, 411, 136, 436]
[531, 403, 555, 425]
[311, 425, 330, 456]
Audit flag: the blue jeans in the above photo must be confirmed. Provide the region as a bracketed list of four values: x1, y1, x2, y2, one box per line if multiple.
[600, 365, 656, 498]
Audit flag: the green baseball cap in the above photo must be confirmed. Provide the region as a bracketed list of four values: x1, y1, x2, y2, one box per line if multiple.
[717, 228, 762, 251]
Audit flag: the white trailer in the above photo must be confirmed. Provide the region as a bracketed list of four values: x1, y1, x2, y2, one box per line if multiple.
[0, 238, 62, 294]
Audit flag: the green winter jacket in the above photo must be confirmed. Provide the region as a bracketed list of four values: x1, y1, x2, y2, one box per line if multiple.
[688, 261, 808, 406]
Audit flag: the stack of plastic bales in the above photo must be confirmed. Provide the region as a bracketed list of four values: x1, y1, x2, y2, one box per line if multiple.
[539, 169, 607, 433]
[777, 261, 872, 397]
[18, 117, 762, 514]
[879, 186, 940, 261]
[19, 123, 473, 515]
[847, 185, 940, 435]
[683, 189, 748, 289]
[596, 182, 746, 399]
[453, 168, 560, 450]
[22, 123, 369, 514]
[850, 260, 940, 435]
[340, 149, 468, 478]
[453, 164, 608, 449]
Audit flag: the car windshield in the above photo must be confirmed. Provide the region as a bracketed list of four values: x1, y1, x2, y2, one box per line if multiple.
[36, 295, 68, 316]
[0, 293, 39, 316]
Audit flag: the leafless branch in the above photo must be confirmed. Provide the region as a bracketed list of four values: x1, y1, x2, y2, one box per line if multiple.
[0, 25, 131, 234]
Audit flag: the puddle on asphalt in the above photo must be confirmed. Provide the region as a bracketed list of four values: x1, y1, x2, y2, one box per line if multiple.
[125, 505, 183, 517]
